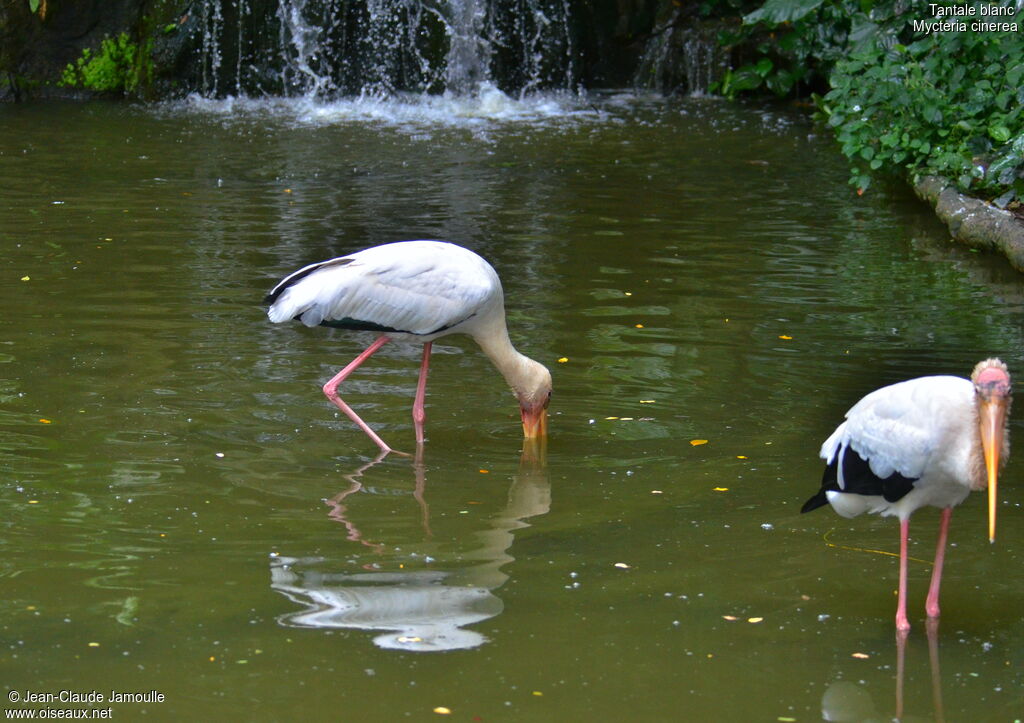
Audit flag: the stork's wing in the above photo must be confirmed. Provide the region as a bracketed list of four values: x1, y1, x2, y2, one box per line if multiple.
[820, 375, 973, 481]
[266, 241, 499, 335]
[802, 375, 975, 512]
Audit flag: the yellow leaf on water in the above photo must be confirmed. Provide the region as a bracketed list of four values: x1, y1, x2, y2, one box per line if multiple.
[479, 469, 489, 474]
[722, 615, 739, 621]
[851, 652, 870, 659]
[20, 276, 30, 281]
[690, 439, 708, 446]
[713, 487, 729, 492]
[736, 455, 747, 459]
[639, 400, 655, 404]
[747, 617, 764, 623]
[778, 335, 792, 340]
[433, 707, 451, 715]
[635, 324, 644, 328]
[557, 357, 569, 363]
[39, 419, 52, 424]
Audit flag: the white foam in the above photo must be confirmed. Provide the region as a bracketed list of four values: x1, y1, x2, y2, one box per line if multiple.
[174, 82, 600, 131]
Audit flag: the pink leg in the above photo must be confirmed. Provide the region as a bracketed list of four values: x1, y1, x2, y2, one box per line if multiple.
[925, 507, 953, 619]
[896, 518, 911, 633]
[412, 342, 431, 446]
[322, 335, 393, 453]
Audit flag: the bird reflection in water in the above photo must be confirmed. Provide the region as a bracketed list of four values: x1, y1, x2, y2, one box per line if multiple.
[270, 441, 549, 651]
[817, 622, 946, 723]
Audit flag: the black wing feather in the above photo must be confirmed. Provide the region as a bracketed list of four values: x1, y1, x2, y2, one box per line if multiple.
[801, 444, 918, 514]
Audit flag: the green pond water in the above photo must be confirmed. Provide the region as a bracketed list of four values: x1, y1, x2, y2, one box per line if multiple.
[1, 94, 1022, 721]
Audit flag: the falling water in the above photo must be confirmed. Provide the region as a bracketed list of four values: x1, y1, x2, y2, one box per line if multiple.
[632, 10, 727, 96]
[192, 0, 577, 100]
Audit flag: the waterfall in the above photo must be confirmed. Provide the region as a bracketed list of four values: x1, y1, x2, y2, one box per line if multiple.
[632, 11, 727, 96]
[192, 0, 577, 99]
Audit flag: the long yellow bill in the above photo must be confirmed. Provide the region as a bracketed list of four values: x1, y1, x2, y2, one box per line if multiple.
[978, 396, 1007, 543]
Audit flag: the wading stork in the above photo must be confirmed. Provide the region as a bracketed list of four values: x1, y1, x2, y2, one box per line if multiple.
[265, 240, 551, 454]
[802, 358, 1011, 632]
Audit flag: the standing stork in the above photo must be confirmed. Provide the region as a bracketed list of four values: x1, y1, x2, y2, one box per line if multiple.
[802, 358, 1011, 632]
[265, 240, 552, 454]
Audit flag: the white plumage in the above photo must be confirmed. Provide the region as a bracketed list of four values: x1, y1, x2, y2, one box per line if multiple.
[267, 242, 498, 336]
[803, 359, 1011, 633]
[266, 241, 551, 453]
[819, 375, 977, 520]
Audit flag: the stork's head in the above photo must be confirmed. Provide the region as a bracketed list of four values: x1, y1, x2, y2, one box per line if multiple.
[972, 358, 1012, 543]
[517, 360, 552, 439]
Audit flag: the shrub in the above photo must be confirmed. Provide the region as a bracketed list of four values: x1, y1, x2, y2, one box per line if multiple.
[821, 9, 1024, 203]
[730, 0, 1024, 204]
[59, 33, 151, 94]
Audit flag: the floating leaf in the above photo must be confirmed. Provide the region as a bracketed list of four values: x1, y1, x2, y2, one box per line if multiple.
[690, 439, 708, 446]
[778, 335, 792, 340]
[557, 357, 568, 363]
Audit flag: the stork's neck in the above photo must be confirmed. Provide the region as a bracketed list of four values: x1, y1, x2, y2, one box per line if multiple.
[474, 319, 538, 397]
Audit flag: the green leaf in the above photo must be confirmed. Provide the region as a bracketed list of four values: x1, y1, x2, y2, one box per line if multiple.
[989, 125, 1012, 143]
[754, 57, 774, 77]
[727, 69, 765, 93]
[744, 0, 826, 25]
[28, 0, 39, 12]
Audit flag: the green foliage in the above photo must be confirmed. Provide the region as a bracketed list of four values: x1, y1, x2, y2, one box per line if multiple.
[713, 0, 889, 98]
[726, 0, 1024, 204]
[58, 33, 152, 94]
[822, 8, 1024, 203]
